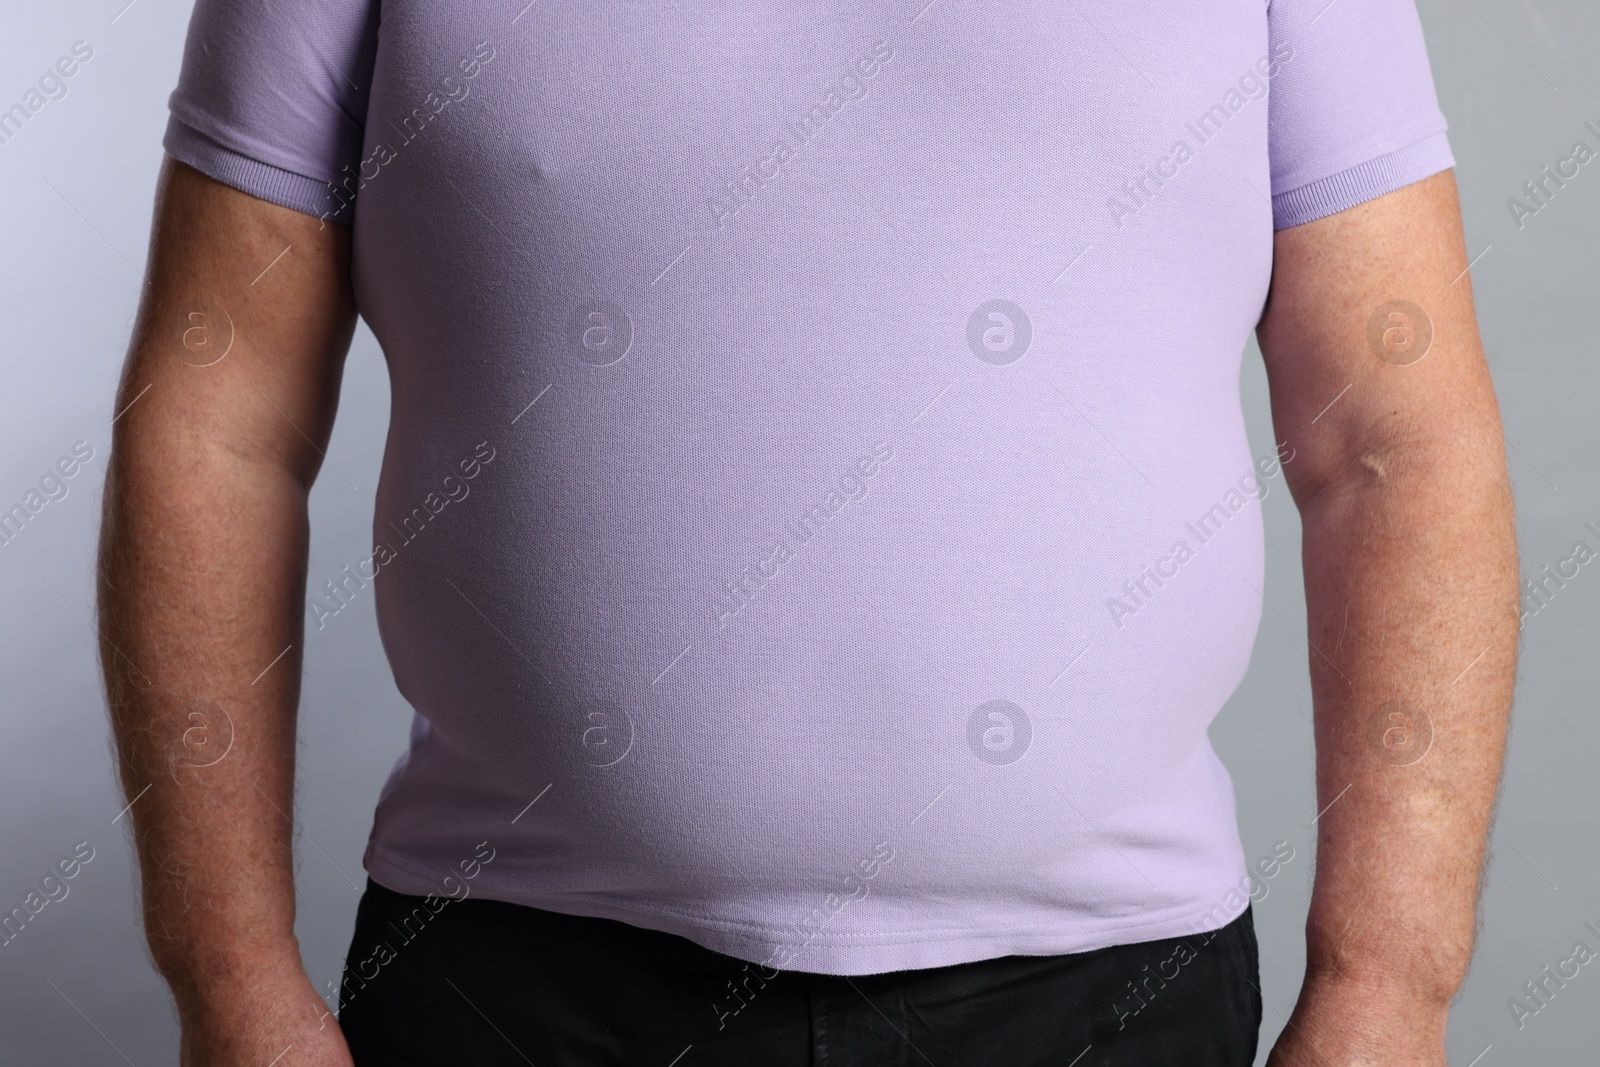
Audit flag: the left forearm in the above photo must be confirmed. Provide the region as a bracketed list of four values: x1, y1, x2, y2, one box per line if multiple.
[1256, 168, 1517, 1065]
[1297, 434, 1517, 1006]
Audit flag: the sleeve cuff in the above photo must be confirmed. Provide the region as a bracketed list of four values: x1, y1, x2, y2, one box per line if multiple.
[1270, 130, 1455, 230]
[162, 114, 355, 225]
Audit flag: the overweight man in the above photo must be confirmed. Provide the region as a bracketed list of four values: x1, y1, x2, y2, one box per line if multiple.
[97, 0, 1518, 1063]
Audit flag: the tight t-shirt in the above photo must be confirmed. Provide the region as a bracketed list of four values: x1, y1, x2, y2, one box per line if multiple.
[163, 0, 1453, 976]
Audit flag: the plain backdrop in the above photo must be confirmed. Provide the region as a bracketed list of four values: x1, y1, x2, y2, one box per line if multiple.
[1, 0, 1595, 1063]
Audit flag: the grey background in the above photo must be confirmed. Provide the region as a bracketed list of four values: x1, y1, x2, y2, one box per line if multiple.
[0, 0, 1594, 1062]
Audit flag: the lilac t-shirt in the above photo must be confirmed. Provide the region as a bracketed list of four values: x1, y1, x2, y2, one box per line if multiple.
[164, 0, 1453, 976]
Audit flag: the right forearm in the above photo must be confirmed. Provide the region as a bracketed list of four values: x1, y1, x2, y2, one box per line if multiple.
[98, 418, 313, 1002]
[98, 156, 358, 1064]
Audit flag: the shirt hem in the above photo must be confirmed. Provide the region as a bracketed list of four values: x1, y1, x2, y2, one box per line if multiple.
[1271, 130, 1454, 230]
[364, 843, 1253, 977]
[162, 114, 353, 225]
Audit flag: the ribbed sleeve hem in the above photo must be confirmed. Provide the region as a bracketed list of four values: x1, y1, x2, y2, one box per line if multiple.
[1271, 130, 1454, 230]
[162, 114, 355, 225]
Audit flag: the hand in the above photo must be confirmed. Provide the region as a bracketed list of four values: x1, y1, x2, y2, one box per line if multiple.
[1264, 974, 1450, 1067]
[176, 957, 354, 1067]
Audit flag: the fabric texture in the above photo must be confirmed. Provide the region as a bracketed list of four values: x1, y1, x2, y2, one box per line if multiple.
[163, 0, 1452, 976]
[1265, 0, 1455, 226]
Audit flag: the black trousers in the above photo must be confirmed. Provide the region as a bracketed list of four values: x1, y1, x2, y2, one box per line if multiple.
[338, 878, 1261, 1066]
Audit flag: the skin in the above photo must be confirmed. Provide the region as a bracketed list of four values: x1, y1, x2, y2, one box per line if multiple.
[98, 157, 358, 1066]
[97, 158, 1514, 1064]
[1257, 168, 1518, 1065]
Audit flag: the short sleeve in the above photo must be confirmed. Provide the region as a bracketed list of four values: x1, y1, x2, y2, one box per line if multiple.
[1266, 0, 1455, 230]
[162, 0, 380, 224]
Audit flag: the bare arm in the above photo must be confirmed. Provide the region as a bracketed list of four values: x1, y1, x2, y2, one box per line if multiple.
[98, 156, 358, 1066]
[1257, 170, 1518, 1066]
